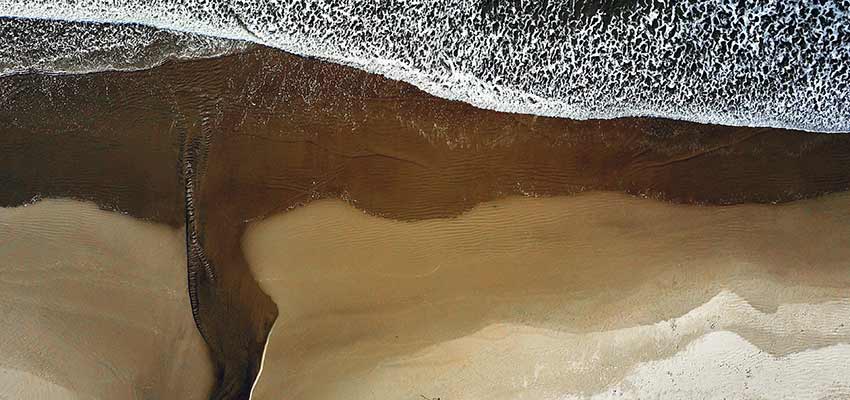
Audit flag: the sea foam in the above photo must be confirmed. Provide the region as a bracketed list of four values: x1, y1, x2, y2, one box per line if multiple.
[0, 17, 248, 76]
[1, 0, 848, 132]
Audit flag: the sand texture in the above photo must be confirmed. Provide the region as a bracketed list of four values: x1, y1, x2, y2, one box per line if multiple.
[246, 192, 850, 400]
[0, 200, 214, 399]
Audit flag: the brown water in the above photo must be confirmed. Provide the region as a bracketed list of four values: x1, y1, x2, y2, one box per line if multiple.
[1, 45, 849, 398]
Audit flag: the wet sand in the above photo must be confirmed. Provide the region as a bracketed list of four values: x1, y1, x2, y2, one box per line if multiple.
[246, 192, 850, 400]
[0, 200, 213, 399]
[2, 45, 850, 397]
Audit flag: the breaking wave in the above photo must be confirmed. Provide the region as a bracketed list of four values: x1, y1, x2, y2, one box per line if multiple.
[1, 0, 848, 132]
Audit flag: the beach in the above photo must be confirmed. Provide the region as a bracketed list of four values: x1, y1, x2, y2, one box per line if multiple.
[0, 200, 213, 399]
[1, 45, 849, 397]
[246, 192, 850, 399]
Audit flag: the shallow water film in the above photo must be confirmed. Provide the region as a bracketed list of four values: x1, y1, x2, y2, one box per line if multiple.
[1, 4, 849, 400]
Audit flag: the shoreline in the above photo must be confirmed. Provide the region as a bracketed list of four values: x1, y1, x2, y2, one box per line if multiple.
[2, 0, 849, 132]
[2, 44, 850, 397]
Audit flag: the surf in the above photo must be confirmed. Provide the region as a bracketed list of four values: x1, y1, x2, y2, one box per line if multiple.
[1, 0, 848, 133]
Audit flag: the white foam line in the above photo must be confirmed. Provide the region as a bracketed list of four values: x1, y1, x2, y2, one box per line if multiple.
[1, 0, 849, 133]
[249, 318, 277, 400]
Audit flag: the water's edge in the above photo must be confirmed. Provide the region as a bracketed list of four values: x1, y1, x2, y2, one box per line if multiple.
[2, 0, 848, 133]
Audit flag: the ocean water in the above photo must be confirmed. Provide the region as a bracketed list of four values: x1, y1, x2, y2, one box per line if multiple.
[1, 0, 848, 132]
[0, 17, 248, 76]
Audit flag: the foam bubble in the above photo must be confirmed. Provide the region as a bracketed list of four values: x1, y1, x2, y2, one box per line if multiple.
[0, 17, 248, 77]
[1, 0, 848, 132]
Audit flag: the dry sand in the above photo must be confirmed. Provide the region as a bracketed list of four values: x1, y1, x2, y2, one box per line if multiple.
[0, 199, 213, 399]
[246, 192, 850, 400]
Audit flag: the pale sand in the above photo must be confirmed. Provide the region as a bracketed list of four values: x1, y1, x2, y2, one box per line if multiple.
[245, 192, 850, 399]
[330, 294, 850, 400]
[0, 200, 213, 399]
